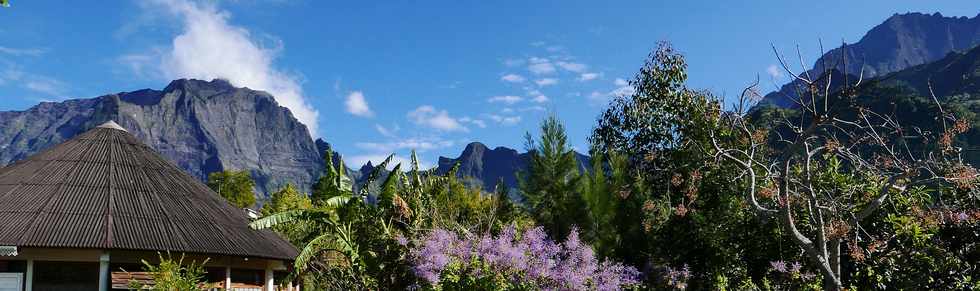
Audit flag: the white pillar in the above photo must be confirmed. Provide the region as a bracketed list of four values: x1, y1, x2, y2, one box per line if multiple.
[225, 266, 232, 291]
[264, 265, 274, 291]
[24, 259, 33, 291]
[98, 251, 110, 291]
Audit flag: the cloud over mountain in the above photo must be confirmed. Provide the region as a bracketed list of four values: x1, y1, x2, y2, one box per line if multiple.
[128, 0, 320, 135]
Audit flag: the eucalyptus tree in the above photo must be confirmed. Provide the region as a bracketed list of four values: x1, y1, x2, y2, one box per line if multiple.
[711, 44, 980, 290]
[589, 42, 776, 288]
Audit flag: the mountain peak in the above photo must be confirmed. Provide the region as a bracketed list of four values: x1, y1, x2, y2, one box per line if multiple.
[0, 79, 325, 197]
[756, 12, 980, 109]
[436, 141, 589, 191]
[164, 78, 238, 93]
[461, 142, 489, 155]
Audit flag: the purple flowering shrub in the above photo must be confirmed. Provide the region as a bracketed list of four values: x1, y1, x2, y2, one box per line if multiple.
[407, 226, 641, 290]
[764, 260, 821, 290]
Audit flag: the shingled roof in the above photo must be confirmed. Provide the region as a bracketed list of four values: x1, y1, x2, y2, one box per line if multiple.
[0, 121, 298, 260]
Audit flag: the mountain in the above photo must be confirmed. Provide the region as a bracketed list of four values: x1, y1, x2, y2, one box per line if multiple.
[435, 142, 590, 191]
[758, 12, 980, 108]
[874, 45, 980, 98]
[752, 44, 980, 166]
[0, 78, 324, 196]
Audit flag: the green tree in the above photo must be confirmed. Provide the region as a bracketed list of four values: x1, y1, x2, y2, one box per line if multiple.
[712, 46, 980, 290]
[579, 150, 632, 258]
[589, 41, 786, 288]
[261, 183, 314, 246]
[260, 183, 312, 215]
[206, 170, 256, 208]
[519, 114, 588, 239]
[262, 183, 313, 216]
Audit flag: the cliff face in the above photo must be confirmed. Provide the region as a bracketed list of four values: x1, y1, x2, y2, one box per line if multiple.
[0, 79, 323, 196]
[435, 142, 590, 191]
[759, 12, 980, 108]
[436, 142, 528, 191]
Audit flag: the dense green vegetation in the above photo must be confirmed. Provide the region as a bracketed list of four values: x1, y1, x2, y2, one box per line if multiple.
[125, 253, 213, 290]
[207, 169, 257, 208]
[231, 41, 980, 290]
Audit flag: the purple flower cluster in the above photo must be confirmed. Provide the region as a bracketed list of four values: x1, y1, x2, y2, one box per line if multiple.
[770, 260, 787, 273]
[409, 226, 641, 290]
[770, 260, 803, 274]
[664, 264, 691, 290]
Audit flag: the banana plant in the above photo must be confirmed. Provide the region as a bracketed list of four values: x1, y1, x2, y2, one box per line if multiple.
[252, 150, 465, 287]
[251, 208, 357, 273]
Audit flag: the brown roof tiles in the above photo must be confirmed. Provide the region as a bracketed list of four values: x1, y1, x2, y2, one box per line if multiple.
[0, 122, 297, 260]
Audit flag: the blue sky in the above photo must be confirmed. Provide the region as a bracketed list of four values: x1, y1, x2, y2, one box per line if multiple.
[0, 1, 977, 168]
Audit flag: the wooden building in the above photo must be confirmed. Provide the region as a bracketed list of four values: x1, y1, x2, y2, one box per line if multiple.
[0, 121, 299, 291]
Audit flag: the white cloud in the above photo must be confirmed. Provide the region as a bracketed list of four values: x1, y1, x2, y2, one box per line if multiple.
[0, 46, 46, 57]
[588, 78, 635, 103]
[459, 117, 487, 128]
[588, 91, 607, 102]
[614, 78, 629, 86]
[767, 64, 784, 79]
[117, 52, 163, 79]
[24, 78, 67, 96]
[129, 0, 320, 135]
[488, 95, 523, 105]
[528, 57, 556, 75]
[535, 78, 558, 86]
[530, 94, 549, 103]
[486, 114, 522, 126]
[375, 123, 399, 138]
[556, 61, 587, 73]
[611, 85, 635, 97]
[501, 73, 525, 83]
[578, 73, 599, 81]
[0, 67, 68, 98]
[350, 136, 455, 169]
[356, 138, 455, 153]
[407, 105, 468, 132]
[345, 91, 373, 117]
[523, 89, 548, 103]
[521, 105, 547, 112]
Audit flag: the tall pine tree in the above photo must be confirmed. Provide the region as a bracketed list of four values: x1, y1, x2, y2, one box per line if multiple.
[518, 114, 588, 239]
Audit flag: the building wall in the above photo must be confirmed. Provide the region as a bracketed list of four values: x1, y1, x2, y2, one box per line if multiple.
[0, 248, 290, 291]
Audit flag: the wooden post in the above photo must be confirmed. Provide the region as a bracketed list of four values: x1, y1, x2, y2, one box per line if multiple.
[264, 265, 274, 291]
[225, 266, 232, 291]
[24, 259, 33, 291]
[98, 251, 110, 291]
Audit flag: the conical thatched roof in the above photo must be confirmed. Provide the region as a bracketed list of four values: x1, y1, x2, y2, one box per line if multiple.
[0, 121, 298, 260]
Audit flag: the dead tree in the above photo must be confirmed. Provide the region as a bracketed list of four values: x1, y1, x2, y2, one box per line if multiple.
[709, 42, 979, 290]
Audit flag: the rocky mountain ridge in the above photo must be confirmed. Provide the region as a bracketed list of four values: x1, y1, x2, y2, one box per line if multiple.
[0, 78, 324, 196]
[758, 12, 980, 108]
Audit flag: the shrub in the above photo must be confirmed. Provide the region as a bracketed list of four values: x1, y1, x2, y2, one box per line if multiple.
[408, 226, 641, 290]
